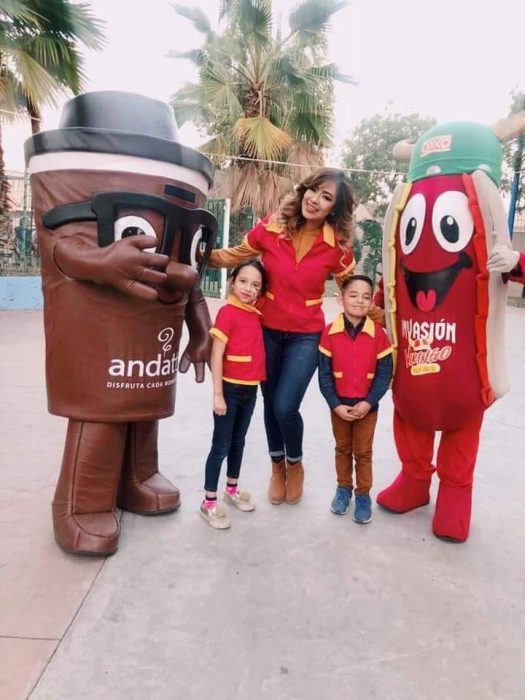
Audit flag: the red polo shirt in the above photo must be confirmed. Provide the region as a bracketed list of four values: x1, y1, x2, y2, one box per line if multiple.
[319, 314, 393, 398]
[209, 296, 266, 385]
[243, 215, 355, 333]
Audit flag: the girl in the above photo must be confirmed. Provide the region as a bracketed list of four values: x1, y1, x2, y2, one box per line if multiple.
[200, 261, 268, 530]
[206, 168, 358, 506]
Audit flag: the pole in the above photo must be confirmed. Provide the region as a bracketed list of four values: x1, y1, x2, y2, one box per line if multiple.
[507, 135, 523, 239]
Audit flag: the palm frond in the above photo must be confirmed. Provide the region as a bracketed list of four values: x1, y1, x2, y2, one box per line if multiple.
[288, 109, 332, 147]
[172, 3, 213, 35]
[5, 45, 63, 107]
[270, 55, 309, 89]
[233, 116, 292, 160]
[0, 1, 39, 24]
[203, 67, 243, 119]
[288, 0, 348, 35]
[170, 82, 208, 126]
[167, 49, 205, 67]
[66, 3, 106, 49]
[237, 0, 272, 47]
[224, 164, 291, 215]
[306, 63, 357, 85]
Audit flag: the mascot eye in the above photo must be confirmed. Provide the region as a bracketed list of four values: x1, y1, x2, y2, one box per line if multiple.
[399, 193, 426, 254]
[114, 216, 157, 252]
[432, 191, 473, 253]
[189, 227, 207, 269]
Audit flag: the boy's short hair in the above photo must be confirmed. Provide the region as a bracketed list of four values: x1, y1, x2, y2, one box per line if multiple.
[341, 274, 374, 293]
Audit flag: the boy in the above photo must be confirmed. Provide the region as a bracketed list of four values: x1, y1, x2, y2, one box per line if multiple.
[318, 275, 393, 523]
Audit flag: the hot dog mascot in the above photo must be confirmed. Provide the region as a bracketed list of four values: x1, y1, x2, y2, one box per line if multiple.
[26, 91, 217, 555]
[376, 112, 525, 542]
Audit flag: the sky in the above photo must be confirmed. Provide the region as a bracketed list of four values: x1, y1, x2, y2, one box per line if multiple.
[4, 0, 524, 172]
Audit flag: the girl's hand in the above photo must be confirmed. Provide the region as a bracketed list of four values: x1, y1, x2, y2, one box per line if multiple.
[213, 395, 227, 416]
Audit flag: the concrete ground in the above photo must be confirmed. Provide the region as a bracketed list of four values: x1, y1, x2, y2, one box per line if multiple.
[1, 298, 524, 700]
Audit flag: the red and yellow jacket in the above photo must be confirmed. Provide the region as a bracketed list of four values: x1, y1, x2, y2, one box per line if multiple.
[246, 215, 354, 332]
[209, 214, 355, 333]
[319, 314, 393, 398]
[209, 295, 266, 385]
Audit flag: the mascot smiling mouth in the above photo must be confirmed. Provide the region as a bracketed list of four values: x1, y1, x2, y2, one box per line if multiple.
[400, 252, 472, 311]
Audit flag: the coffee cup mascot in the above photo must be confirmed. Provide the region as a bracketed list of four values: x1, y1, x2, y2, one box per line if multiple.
[25, 91, 217, 556]
[376, 112, 525, 542]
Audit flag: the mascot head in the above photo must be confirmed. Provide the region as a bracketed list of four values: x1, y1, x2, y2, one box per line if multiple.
[25, 90, 217, 278]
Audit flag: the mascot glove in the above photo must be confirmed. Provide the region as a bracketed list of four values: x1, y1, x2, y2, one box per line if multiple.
[54, 234, 168, 301]
[165, 260, 198, 293]
[179, 288, 212, 383]
[487, 245, 519, 273]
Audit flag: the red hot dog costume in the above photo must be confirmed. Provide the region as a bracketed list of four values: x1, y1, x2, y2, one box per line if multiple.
[25, 91, 217, 555]
[375, 119, 520, 542]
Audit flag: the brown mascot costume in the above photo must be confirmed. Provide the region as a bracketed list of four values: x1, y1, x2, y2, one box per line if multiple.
[25, 91, 217, 556]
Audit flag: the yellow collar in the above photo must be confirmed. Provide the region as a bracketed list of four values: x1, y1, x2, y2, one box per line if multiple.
[264, 215, 336, 247]
[227, 294, 262, 315]
[328, 313, 375, 337]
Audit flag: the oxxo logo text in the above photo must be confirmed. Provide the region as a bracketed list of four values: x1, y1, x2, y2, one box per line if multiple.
[420, 135, 453, 157]
[106, 327, 178, 390]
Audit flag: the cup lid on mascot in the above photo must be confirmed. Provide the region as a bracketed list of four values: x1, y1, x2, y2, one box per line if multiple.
[24, 90, 214, 199]
[407, 122, 503, 186]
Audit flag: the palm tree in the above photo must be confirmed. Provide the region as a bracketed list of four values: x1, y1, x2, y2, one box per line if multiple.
[0, 0, 105, 259]
[169, 0, 353, 214]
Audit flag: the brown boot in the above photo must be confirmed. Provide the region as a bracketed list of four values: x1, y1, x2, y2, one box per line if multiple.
[285, 461, 304, 504]
[117, 421, 181, 515]
[52, 420, 126, 556]
[268, 459, 286, 505]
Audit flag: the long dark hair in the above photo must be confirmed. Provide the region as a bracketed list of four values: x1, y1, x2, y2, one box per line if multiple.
[229, 260, 268, 297]
[278, 167, 355, 243]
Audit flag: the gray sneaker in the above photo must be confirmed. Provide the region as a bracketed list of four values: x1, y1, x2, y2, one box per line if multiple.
[224, 489, 255, 512]
[200, 502, 231, 529]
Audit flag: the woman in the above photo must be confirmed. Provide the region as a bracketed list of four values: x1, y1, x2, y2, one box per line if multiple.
[206, 167, 356, 505]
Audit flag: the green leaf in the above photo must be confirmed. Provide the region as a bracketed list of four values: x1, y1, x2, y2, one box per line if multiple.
[288, 0, 348, 35]
[172, 3, 213, 35]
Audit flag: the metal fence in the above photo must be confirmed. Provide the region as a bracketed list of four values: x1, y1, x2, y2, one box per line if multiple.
[0, 171, 38, 276]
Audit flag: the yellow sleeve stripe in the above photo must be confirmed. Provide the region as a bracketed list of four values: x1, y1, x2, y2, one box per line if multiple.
[377, 347, 393, 359]
[305, 298, 323, 306]
[226, 355, 252, 362]
[319, 345, 332, 357]
[242, 233, 261, 254]
[210, 328, 228, 343]
[333, 258, 356, 277]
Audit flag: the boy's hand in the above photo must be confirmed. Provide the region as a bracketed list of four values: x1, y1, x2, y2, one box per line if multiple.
[213, 395, 227, 416]
[334, 405, 354, 421]
[348, 401, 372, 420]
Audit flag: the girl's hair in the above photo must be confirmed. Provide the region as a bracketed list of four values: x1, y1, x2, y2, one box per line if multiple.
[229, 260, 268, 297]
[278, 167, 356, 243]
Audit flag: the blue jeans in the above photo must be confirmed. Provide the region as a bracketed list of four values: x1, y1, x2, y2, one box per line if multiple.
[261, 328, 321, 462]
[204, 382, 258, 492]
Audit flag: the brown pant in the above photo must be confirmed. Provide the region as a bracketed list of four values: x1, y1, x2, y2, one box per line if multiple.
[330, 410, 378, 495]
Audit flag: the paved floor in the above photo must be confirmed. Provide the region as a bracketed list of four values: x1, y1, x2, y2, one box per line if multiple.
[1, 299, 524, 699]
